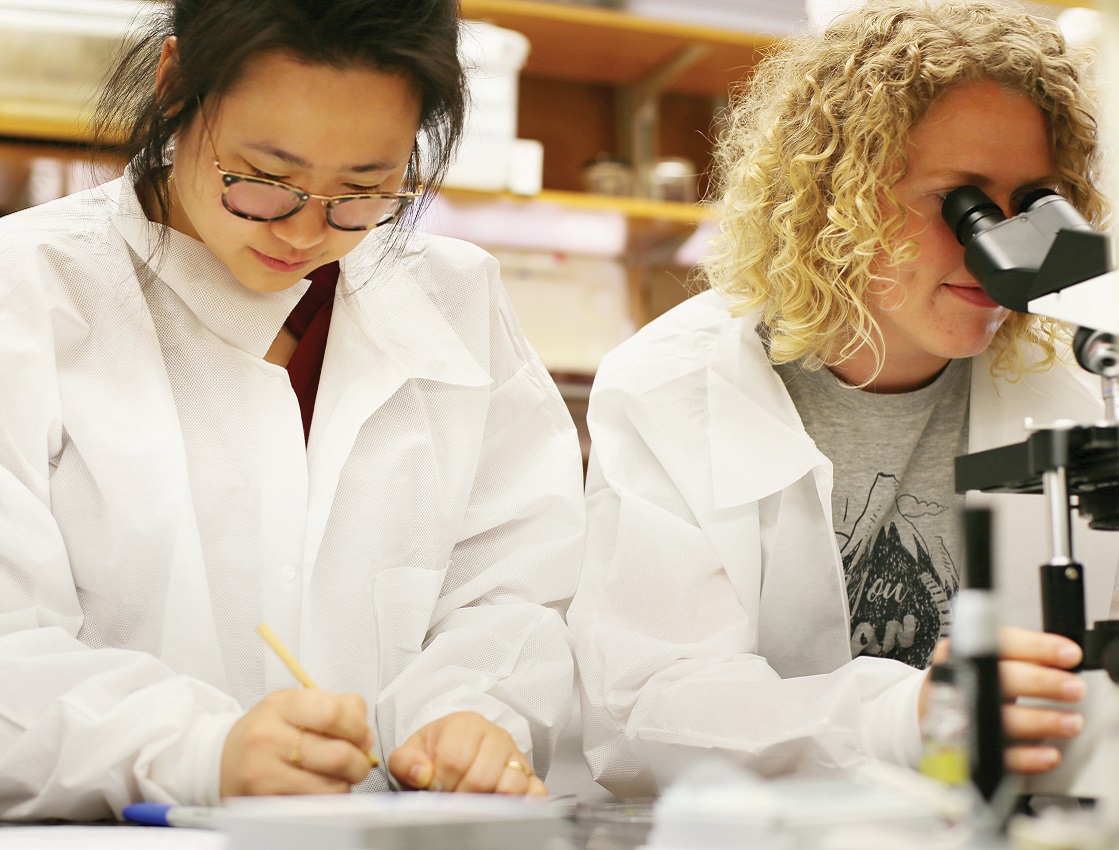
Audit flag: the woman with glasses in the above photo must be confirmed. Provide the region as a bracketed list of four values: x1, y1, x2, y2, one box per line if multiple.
[0, 0, 584, 819]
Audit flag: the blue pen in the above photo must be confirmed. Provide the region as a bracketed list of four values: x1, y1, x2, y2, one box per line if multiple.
[122, 802, 219, 829]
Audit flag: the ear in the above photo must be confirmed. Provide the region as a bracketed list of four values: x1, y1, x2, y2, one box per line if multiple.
[155, 36, 182, 117]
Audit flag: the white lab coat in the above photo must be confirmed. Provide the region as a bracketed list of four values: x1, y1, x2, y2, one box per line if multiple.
[568, 288, 1119, 798]
[0, 175, 585, 819]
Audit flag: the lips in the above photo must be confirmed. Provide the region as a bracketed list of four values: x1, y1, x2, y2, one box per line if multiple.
[944, 283, 1003, 310]
[251, 248, 313, 273]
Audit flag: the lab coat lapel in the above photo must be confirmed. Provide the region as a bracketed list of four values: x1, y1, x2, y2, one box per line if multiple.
[708, 320, 827, 509]
[703, 313, 849, 673]
[302, 249, 491, 571]
[103, 181, 239, 687]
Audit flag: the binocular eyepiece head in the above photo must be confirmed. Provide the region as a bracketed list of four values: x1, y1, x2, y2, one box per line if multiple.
[941, 185, 1060, 247]
[938, 181, 1109, 335]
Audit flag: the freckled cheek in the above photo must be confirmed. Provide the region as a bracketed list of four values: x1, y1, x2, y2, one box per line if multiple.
[923, 226, 968, 273]
[865, 276, 908, 315]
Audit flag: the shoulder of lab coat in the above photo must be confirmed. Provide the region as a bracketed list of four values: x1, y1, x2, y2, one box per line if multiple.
[589, 289, 829, 505]
[571, 289, 923, 798]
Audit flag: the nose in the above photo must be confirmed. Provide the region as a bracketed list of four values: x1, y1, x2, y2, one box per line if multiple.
[939, 216, 981, 285]
[945, 232, 982, 284]
[956, 263, 981, 286]
[988, 191, 1016, 219]
[940, 187, 1010, 284]
[270, 199, 329, 251]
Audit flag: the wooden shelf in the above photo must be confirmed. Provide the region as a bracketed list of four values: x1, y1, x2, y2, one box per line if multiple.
[0, 2, 736, 255]
[436, 185, 712, 265]
[0, 100, 94, 144]
[442, 185, 713, 224]
[460, 0, 776, 97]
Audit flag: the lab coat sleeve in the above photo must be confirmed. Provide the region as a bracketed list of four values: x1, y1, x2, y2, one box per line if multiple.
[568, 356, 925, 798]
[0, 245, 242, 820]
[373, 274, 585, 778]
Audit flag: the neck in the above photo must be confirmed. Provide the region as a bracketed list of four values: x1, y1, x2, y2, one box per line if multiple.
[826, 345, 951, 393]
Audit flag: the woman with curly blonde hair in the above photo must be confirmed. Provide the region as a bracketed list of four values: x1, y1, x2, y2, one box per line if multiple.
[709, 0, 1104, 385]
[569, 0, 1119, 797]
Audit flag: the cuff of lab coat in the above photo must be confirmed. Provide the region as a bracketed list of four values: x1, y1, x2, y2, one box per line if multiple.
[858, 667, 924, 768]
[146, 710, 243, 806]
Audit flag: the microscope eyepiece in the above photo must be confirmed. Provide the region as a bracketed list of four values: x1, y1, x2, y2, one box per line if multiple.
[1019, 186, 1060, 212]
[941, 185, 1005, 247]
[939, 181, 1108, 316]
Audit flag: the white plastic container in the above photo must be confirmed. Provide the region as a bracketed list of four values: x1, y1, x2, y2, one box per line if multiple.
[444, 20, 532, 192]
[625, 0, 805, 36]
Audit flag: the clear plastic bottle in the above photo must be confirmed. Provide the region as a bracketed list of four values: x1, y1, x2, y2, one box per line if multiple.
[919, 663, 970, 787]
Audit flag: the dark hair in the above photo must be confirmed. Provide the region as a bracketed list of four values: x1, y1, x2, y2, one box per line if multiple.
[95, 0, 465, 229]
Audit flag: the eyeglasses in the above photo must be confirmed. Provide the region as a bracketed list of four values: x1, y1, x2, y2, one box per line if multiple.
[198, 106, 423, 231]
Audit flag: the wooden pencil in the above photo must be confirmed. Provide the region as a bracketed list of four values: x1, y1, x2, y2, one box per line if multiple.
[256, 623, 380, 767]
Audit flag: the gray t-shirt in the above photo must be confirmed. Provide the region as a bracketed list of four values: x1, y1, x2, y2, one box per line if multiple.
[775, 358, 971, 668]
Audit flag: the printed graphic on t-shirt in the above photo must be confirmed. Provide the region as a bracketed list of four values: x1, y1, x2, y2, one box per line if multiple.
[838, 472, 959, 668]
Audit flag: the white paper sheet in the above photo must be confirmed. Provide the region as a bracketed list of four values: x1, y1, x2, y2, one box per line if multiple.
[0, 825, 227, 849]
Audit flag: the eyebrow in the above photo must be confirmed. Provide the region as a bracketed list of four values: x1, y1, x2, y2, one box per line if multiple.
[923, 169, 1056, 190]
[242, 141, 401, 174]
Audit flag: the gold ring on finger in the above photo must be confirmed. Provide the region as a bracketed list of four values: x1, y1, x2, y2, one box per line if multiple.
[289, 726, 306, 769]
[504, 758, 533, 777]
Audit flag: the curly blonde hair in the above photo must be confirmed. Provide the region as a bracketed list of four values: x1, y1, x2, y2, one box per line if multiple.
[705, 0, 1105, 381]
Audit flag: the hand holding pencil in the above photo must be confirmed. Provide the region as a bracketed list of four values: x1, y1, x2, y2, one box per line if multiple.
[216, 624, 379, 799]
[256, 623, 379, 768]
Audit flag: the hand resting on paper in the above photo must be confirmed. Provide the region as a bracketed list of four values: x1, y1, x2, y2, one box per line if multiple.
[921, 626, 1086, 775]
[389, 711, 547, 796]
[220, 688, 375, 797]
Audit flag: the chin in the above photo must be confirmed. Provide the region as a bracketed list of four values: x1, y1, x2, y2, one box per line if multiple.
[935, 336, 999, 363]
[234, 268, 302, 294]
[944, 319, 1006, 360]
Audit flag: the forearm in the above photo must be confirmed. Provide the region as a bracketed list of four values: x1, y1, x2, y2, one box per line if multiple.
[580, 648, 923, 795]
[0, 626, 242, 820]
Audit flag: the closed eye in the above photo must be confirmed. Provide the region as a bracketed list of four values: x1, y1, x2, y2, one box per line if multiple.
[251, 167, 289, 182]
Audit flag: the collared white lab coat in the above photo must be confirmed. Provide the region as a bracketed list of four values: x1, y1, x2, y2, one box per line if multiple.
[568, 289, 1119, 798]
[0, 175, 585, 819]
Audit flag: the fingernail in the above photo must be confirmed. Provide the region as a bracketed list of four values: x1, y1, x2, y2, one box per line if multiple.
[1061, 713, 1084, 735]
[409, 763, 433, 789]
[1037, 748, 1060, 769]
[1062, 678, 1086, 700]
[1057, 645, 1082, 666]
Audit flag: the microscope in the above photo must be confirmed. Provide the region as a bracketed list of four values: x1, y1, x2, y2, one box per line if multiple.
[941, 185, 1119, 806]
